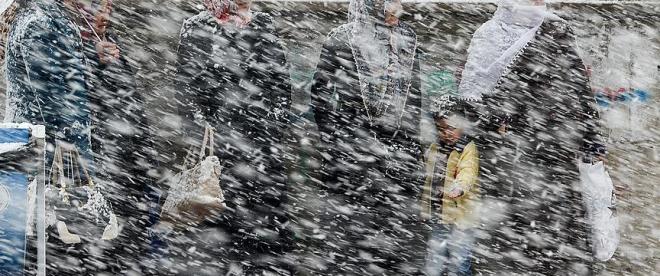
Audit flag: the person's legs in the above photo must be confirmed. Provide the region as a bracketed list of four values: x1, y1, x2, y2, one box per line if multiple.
[448, 227, 474, 276]
[425, 224, 450, 276]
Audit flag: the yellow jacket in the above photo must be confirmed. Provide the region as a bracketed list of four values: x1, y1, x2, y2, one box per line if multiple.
[421, 141, 479, 229]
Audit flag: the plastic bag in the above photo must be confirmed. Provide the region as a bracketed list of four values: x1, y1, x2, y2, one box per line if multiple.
[160, 126, 225, 227]
[578, 161, 619, 261]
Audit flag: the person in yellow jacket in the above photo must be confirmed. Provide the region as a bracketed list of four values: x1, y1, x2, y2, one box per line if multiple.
[421, 107, 479, 276]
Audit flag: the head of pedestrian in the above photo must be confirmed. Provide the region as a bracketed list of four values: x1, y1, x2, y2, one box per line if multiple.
[431, 98, 473, 147]
[383, 0, 402, 26]
[233, 0, 251, 16]
[435, 113, 469, 147]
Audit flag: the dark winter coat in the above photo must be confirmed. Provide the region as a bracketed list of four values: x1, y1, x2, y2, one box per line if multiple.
[309, 21, 425, 274]
[171, 11, 292, 274]
[4, 2, 99, 275]
[473, 17, 601, 274]
[84, 31, 154, 212]
[5, 0, 91, 159]
[82, 30, 156, 273]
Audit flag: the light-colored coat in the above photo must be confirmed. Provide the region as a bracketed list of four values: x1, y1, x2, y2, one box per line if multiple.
[421, 141, 479, 229]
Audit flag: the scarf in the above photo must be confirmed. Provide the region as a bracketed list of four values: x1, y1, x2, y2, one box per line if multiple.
[0, 1, 18, 63]
[458, 0, 549, 101]
[348, 0, 417, 125]
[0, 0, 15, 15]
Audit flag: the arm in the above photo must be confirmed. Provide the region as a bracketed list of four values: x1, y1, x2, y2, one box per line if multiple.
[397, 51, 425, 199]
[553, 25, 600, 265]
[405, 51, 424, 160]
[260, 23, 293, 214]
[174, 22, 208, 138]
[310, 37, 341, 164]
[559, 26, 605, 156]
[448, 142, 479, 198]
[456, 142, 479, 192]
[263, 24, 293, 159]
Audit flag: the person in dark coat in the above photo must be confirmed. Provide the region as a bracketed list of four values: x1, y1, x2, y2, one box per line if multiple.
[78, 0, 157, 273]
[4, 0, 92, 160]
[169, 0, 292, 274]
[309, 0, 424, 274]
[4, 0, 99, 274]
[456, 1, 603, 274]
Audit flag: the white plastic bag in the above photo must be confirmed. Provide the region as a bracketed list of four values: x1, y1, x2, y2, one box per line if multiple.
[578, 161, 619, 262]
[161, 126, 225, 227]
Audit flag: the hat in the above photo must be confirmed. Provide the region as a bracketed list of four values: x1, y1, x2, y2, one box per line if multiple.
[429, 95, 459, 118]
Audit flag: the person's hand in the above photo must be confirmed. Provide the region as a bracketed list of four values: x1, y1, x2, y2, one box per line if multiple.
[497, 123, 507, 135]
[447, 187, 464, 199]
[613, 183, 629, 198]
[96, 41, 120, 64]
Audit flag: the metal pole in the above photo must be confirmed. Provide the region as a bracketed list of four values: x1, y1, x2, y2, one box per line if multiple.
[33, 125, 46, 276]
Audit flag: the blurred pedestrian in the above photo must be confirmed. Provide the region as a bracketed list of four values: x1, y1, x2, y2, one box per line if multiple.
[4, 0, 95, 274]
[310, 0, 424, 274]
[77, 0, 157, 273]
[5, 0, 92, 166]
[457, 0, 604, 274]
[421, 99, 480, 276]
[0, 0, 19, 121]
[169, 0, 292, 274]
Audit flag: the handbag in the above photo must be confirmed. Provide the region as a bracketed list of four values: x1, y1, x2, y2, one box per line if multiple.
[46, 143, 119, 244]
[160, 126, 225, 227]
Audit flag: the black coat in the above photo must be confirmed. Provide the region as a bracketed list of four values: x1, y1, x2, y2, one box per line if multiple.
[474, 18, 601, 274]
[5, 1, 92, 159]
[171, 11, 292, 274]
[309, 22, 425, 274]
[83, 31, 156, 273]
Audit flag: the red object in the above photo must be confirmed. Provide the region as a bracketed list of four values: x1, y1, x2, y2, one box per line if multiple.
[603, 87, 628, 101]
[204, 0, 232, 22]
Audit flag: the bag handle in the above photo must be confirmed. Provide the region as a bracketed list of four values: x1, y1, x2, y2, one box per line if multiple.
[198, 126, 214, 162]
[182, 125, 216, 169]
[72, 146, 94, 187]
[48, 144, 68, 202]
[47, 143, 94, 203]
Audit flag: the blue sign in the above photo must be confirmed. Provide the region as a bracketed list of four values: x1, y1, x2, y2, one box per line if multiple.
[0, 129, 29, 144]
[0, 172, 29, 275]
[595, 88, 650, 108]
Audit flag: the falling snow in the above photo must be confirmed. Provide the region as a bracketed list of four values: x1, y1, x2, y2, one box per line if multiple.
[0, 0, 657, 275]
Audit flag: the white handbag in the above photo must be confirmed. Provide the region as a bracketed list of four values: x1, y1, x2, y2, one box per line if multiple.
[46, 143, 118, 244]
[160, 126, 225, 227]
